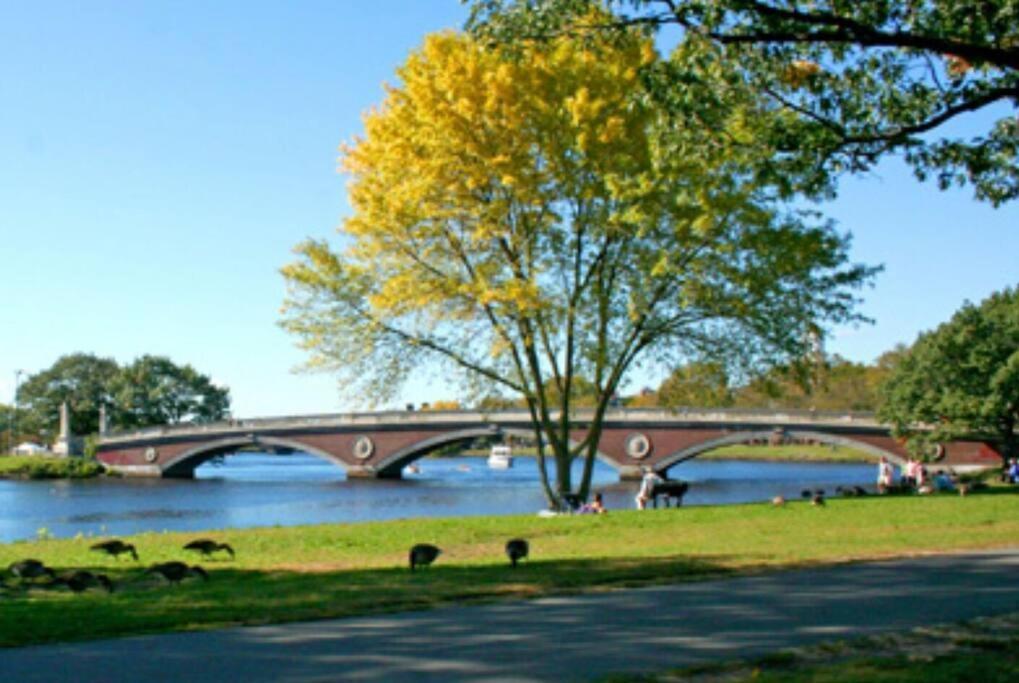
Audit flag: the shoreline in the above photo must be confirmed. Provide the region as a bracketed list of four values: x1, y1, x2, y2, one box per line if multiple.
[0, 455, 104, 480]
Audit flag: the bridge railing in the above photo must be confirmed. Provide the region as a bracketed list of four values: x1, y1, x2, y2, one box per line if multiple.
[98, 407, 881, 444]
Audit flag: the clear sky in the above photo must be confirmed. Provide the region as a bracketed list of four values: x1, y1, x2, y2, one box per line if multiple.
[1, 2, 1016, 418]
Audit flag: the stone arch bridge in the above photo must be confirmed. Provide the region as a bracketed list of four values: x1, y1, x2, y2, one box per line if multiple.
[95, 409, 1001, 480]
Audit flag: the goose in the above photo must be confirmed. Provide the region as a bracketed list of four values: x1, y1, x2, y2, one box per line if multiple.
[146, 561, 208, 585]
[409, 544, 441, 571]
[53, 570, 114, 594]
[505, 539, 529, 568]
[9, 559, 55, 582]
[183, 539, 234, 559]
[90, 539, 139, 560]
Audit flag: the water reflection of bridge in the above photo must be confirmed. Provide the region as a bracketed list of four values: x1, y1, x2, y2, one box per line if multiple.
[96, 409, 1001, 479]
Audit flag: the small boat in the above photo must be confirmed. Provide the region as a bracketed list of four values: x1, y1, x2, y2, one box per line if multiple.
[487, 445, 513, 470]
[404, 464, 421, 475]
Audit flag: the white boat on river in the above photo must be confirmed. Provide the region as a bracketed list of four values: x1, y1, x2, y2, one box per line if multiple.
[487, 445, 513, 469]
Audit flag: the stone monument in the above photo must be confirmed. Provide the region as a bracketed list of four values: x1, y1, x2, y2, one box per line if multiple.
[52, 401, 78, 456]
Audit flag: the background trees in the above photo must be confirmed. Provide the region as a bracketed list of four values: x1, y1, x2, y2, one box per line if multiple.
[0, 403, 14, 452]
[112, 355, 231, 430]
[879, 287, 1019, 461]
[14, 353, 230, 441]
[281, 28, 875, 506]
[469, 0, 1019, 205]
[631, 348, 903, 411]
[16, 353, 120, 440]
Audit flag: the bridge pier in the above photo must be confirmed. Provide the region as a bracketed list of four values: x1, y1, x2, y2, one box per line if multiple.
[618, 465, 644, 481]
[346, 467, 403, 480]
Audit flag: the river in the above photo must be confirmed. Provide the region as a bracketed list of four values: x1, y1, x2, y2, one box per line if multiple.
[0, 453, 876, 543]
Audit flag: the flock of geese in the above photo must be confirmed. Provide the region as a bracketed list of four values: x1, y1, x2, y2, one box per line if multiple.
[1, 537, 233, 596]
[2, 536, 529, 596]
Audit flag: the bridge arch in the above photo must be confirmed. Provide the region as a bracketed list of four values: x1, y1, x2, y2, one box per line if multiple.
[160, 435, 351, 478]
[373, 426, 620, 477]
[654, 429, 907, 474]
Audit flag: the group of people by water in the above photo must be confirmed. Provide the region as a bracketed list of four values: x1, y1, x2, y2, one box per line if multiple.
[877, 456, 962, 495]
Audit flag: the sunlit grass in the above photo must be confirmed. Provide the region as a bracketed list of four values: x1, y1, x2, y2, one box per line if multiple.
[697, 443, 874, 462]
[2, 489, 1018, 647]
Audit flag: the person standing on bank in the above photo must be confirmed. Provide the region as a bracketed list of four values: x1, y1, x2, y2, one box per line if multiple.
[877, 456, 894, 492]
[636, 468, 663, 510]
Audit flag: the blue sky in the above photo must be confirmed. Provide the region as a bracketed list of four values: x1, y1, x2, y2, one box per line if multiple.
[1, 2, 1016, 418]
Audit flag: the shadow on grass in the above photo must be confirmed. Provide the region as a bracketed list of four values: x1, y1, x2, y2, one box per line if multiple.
[0, 554, 731, 648]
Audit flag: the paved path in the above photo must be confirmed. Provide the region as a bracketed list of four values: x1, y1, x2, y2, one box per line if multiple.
[5, 550, 1019, 682]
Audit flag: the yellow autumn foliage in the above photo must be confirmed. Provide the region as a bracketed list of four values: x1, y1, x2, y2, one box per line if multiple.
[338, 28, 654, 322]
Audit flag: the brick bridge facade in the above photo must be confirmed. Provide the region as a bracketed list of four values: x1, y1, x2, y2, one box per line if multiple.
[95, 409, 1002, 480]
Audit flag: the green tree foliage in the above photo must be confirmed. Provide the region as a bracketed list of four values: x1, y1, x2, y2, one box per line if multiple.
[281, 29, 876, 506]
[16, 353, 230, 438]
[878, 287, 1019, 461]
[16, 353, 120, 439]
[656, 361, 736, 408]
[112, 355, 231, 429]
[0, 403, 13, 453]
[732, 354, 896, 411]
[646, 350, 900, 411]
[469, 0, 1019, 206]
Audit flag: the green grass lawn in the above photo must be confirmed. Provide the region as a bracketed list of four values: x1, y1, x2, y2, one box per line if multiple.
[607, 612, 1019, 682]
[697, 443, 874, 462]
[2, 490, 1018, 648]
[0, 455, 103, 480]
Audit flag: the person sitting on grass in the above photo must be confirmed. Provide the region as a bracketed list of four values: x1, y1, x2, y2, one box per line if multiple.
[579, 492, 607, 515]
[934, 470, 956, 492]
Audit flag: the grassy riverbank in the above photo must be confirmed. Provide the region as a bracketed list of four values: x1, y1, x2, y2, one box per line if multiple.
[693, 444, 873, 462]
[0, 455, 104, 480]
[2, 489, 1018, 648]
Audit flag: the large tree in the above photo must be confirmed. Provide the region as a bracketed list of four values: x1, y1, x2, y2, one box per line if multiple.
[878, 287, 1019, 461]
[469, 0, 1019, 205]
[111, 355, 231, 429]
[16, 353, 120, 439]
[16, 353, 231, 439]
[281, 29, 875, 507]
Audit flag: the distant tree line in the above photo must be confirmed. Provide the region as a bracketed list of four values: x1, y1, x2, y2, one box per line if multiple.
[8, 353, 230, 445]
[627, 348, 907, 412]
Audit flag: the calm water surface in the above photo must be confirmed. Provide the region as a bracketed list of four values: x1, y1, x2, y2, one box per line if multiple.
[0, 454, 875, 542]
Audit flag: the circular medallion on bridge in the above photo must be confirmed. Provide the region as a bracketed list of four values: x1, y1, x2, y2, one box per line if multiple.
[352, 436, 375, 460]
[625, 433, 652, 460]
[143, 447, 158, 463]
